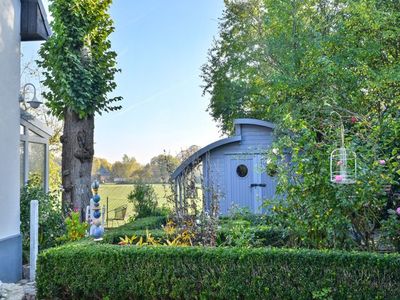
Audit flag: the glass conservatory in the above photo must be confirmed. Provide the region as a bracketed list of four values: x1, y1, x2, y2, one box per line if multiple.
[20, 110, 52, 191]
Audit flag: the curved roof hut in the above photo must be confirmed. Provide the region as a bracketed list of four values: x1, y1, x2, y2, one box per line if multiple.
[172, 119, 277, 215]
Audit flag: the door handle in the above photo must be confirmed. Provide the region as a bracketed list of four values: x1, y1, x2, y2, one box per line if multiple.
[250, 183, 266, 188]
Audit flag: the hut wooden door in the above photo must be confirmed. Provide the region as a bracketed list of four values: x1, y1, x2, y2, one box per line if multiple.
[225, 155, 255, 214]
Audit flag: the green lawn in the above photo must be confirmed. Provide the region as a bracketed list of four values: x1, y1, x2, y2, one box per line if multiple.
[98, 183, 172, 227]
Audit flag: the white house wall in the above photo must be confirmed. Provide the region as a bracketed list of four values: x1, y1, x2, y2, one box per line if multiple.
[0, 0, 22, 282]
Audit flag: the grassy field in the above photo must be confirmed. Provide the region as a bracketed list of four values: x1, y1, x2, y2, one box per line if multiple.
[98, 183, 172, 227]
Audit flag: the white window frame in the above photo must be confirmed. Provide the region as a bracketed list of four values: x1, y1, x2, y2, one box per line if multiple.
[20, 117, 51, 192]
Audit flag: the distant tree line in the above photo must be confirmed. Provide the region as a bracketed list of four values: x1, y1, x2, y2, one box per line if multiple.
[92, 145, 200, 184]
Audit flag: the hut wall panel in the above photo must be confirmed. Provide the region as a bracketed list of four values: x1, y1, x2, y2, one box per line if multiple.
[203, 157, 226, 212]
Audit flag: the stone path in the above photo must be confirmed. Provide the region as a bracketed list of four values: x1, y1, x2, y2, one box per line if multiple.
[0, 280, 36, 300]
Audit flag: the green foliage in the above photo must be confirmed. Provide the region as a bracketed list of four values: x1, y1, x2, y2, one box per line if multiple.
[380, 209, 400, 251]
[201, 0, 269, 133]
[218, 222, 257, 248]
[37, 244, 400, 299]
[49, 152, 62, 192]
[161, 219, 195, 246]
[20, 183, 65, 263]
[104, 217, 196, 246]
[98, 184, 172, 222]
[103, 229, 165, 245]
[267, 112, 400, 250]
[107, 216, 292, 248]
[127, 183, 169, 218]
[118, 230, 162, 246]
[102, 216, 167, 244]
[203, 0, 400, 250]
[38, 0, 121, 118]
[312, 288, 333, 300]
[217, 220, 289, 247]
[118, 216, 168, 231]
[58, 211, 88, 242]
[225, 205, 268, 225]
[118, 226, 194, 247]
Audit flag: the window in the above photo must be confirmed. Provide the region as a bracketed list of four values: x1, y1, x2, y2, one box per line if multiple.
[20, 114, 51, 191]
[28, 142, 45, 188]
[28, 129, 42, 138]
[236, 164, 248, 178]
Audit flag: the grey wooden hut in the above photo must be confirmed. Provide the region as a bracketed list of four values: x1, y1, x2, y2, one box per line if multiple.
[171, 118, 277, 215]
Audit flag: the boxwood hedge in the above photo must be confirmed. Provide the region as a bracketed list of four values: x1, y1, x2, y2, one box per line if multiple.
[37, 243, 400, 299]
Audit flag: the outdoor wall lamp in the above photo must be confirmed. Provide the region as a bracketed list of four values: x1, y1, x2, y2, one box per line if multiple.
[19, 83, 42, 109]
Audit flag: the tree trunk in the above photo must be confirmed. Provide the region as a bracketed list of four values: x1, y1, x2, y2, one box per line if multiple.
[61, 108, 94, 219]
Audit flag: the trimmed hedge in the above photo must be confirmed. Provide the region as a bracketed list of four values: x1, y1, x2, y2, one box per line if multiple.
[37, 244, 400, 299]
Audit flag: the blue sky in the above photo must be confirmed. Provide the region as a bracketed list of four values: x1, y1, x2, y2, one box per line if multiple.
[22, 0, 225, 163]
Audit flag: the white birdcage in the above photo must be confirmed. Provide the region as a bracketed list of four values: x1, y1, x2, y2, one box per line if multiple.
[329, 112, 357, 184]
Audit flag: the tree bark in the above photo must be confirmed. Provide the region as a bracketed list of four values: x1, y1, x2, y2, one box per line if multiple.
[61, 108, 94, 219]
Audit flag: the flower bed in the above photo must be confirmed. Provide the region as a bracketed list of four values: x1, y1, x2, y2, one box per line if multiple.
[37, 243, 400, 299]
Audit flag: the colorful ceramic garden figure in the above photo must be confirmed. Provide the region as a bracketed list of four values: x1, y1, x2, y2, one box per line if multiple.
[89, 180, 104, 240]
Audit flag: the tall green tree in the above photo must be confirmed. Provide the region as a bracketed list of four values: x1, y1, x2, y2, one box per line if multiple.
[201, 0, 270, 133]
[39, 0, 122, 214]
[203, 0, 400, 249]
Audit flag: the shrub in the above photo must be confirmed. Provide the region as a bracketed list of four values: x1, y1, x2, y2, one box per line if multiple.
[220, 207, 270, 226]
[20, 183, 65, 263]
[103, 229, 165, 245]
[117, 226, 193, 247]
[380, 208, 400, 251]
[217, 224, 289, 247]
[250, 225, 290, 247]
[127, 183, 169, 218]
[57, 211, 88, 243]
[37, 243, 400, 299]
[102, 216, 167, 244]
[118, 216, 168, 231]
[37, 244, 400, 299]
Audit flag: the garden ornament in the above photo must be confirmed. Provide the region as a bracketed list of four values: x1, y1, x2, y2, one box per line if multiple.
[330, 112, 357, 184]
[89, 180, 105, 240]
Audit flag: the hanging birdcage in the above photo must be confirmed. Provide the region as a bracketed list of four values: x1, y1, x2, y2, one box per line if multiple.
[329, 112, 357, 184]
[330, 147, 357, 184]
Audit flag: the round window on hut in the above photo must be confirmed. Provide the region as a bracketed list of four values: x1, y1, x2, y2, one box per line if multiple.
[236, 164, 248, 177]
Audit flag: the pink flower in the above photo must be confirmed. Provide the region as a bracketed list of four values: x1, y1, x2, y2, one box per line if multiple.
[396, 207, 400, 216]
[73, 207, 79, 212]
[336, 160, 343, 166]
[378, 160, 386, 165]
[335, 175, 343, 183]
